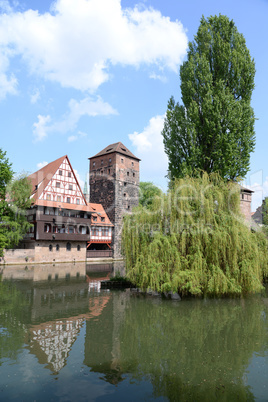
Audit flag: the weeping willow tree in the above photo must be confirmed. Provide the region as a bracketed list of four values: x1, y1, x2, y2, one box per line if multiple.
[122, 173, 268, 296]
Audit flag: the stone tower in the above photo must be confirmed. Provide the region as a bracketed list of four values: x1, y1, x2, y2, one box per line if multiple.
[89, 142, 140, 258]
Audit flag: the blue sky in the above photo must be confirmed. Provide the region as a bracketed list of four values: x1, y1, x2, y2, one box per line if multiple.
[0, 0, 267, 210]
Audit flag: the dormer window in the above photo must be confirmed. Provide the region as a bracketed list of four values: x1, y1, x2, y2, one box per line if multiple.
[93, 216, 97, 221]
[101, 217, 105, 222]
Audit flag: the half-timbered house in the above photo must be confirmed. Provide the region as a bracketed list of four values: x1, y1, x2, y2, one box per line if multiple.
[20, 155, 113, 262]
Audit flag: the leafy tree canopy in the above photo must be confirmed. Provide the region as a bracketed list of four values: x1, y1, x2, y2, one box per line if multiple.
[122, 173, 268, 297]
[0, 150, 32, 256]
[162, 14, 255, 182]
[139, 182, 163, 210]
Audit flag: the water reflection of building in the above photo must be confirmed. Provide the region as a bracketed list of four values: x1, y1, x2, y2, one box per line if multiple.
[28, 318, 84, 373]
[84, 291, 128, 385]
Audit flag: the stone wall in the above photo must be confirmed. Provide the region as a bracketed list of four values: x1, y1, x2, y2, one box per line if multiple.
[240, 191, 252, 222]
[89, 152, 140, 259]
[34, 241, 87, 263]
[1, 248, 35, 265]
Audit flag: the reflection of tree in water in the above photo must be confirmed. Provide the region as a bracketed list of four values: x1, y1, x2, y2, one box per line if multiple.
[0, 280, 30, 362]
[118, 294, 268, 401]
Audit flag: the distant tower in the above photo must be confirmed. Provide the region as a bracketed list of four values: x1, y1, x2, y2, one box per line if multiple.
[89, 142, 140, 258]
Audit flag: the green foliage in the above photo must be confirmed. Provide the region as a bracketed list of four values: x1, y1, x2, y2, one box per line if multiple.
[122, 173, 268, 296]
[262, 198, 268, 226]
[0, 151, 32, 256]
[162, 15, 255, 181]
[139, 182, 163, 210]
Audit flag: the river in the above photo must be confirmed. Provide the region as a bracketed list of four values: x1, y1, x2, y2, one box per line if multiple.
[0, 262, 267, 401]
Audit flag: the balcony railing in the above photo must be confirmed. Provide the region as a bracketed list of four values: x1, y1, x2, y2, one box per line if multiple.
[86, 250, 113, 259]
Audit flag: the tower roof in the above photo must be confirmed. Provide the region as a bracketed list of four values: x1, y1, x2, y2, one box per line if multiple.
[89, 142, 140, 161]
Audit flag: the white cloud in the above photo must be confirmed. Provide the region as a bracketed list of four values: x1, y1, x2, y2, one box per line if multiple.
[68, 131, 87, 142]
[30, 88, 40, 104]
[37, 161, 48, 169]
[33, 96, 117, 141]
[129, 114, 168, 189]
[33, 114, 51, 142]
[0, 0, 188, 93]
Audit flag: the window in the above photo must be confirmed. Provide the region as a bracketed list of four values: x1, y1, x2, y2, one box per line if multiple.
[101, 160, 103, 165]
[67, 197, 71, 203]
[132, 162, 134, 166]
[49, 244, 53, 252]
[56, 182, 60, 188]
[124, 182, 127, 186]
[56, 244, 60, 251]
[101, 170, 103, 175]
[127, 172, 129, 177]
[101, 217, 105, 222]
[76, 198, 80, 205]
[124, 193, 126, 197]
[108, 169, 110, 175]
[69, 226, 74, 234]
[79, 226, 86, 234]
[44, 224, 51, 233]
[69, 184, 73, 190]
[57, 196, 61, 202]
[93, 216, 97, 222]
[77, 245, 81, 251]
[93, 162, 95, 167]
[121, 158, 124, 163]
[59, 170, 62, 175]
[47, 194, 51, 200]
[68, 172, 71, 178]
[66, 242, 71, 251]
[133, 173, 135, 177]
[109, 158, 112, 163]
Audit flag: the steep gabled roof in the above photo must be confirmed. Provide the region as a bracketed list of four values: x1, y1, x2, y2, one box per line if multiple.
[28, 155, 67, 201]
[89, 142, 140, 161]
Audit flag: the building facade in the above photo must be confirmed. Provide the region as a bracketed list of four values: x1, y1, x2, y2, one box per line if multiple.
[89, 142, 140, 258]
[17, 155, 113, 263]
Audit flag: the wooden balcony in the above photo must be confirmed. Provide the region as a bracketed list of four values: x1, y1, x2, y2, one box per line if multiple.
[86, 250, 113, 259]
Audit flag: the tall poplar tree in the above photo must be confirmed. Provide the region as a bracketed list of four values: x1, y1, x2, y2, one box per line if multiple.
[162, 15, 256, 181]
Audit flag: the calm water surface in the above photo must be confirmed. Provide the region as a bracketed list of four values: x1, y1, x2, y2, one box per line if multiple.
[0, 262, 268, 401]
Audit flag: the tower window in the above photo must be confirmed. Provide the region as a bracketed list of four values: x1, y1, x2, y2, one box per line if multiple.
[121, 158, 124, 163]
[127, 172, 129, 176]
[133, 173, 135, 177]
